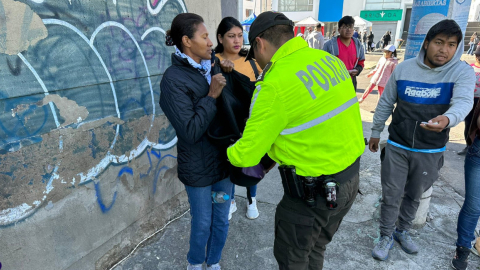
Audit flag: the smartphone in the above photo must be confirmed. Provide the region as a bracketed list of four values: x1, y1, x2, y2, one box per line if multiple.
[421, 122, 439, 125]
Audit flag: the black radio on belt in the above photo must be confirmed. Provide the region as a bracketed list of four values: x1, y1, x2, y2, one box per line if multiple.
[279, 165, 339, 209]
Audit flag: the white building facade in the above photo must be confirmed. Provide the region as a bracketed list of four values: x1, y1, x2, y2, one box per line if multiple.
[271, 0, 320, 22]
[349, 0, 413, 47]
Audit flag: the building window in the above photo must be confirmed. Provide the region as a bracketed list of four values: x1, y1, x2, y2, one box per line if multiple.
[365, 0, 401, 10]
[246, 9, 254, 17]
[278, 0, 313, 12]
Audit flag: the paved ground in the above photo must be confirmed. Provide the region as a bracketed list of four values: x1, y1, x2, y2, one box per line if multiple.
[112, 53, 480, 270]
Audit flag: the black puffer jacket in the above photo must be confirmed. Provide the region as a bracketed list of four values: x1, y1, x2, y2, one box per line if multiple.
[159, 54, 228, 187]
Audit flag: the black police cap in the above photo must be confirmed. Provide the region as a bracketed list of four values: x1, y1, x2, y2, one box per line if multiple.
[245, 11, 294, 61]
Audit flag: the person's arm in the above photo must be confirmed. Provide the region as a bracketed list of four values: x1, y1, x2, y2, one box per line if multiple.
[368, 69, 398, 152]
[322, 40, 332, 54]
[354, 40, 365, 75]
[422, 68, 475, 132]
[424, 67, 475, 131]
[371, 69, 398, 138]
[159, 77, 222, 144]
[227, 82, 288, 167]
[319, 34, 325, 51]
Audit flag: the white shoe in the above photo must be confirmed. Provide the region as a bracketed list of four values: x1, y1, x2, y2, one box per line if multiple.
[206, 263, 221, 270]
[246, 197, 259, 219]
[187, 263, 204, 270]
[228, 199, 237, 220]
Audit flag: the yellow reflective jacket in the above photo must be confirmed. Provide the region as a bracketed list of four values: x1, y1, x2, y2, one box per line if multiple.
[227, 37, 364, 177]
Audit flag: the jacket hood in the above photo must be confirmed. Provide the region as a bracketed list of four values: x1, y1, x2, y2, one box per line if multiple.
[415, 34, 465, 72]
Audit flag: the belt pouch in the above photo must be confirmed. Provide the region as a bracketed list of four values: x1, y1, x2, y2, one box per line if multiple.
[278, 165, 304, 198]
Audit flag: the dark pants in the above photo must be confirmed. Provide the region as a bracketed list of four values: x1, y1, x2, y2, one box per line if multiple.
[464, 97, 480, 141]
[367, 41, 373, 51]
[273, 162, 360, 270]
[379, 143, 444, 236]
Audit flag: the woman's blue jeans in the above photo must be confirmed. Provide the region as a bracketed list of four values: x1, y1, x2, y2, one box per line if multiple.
[184, 177, 233, 265]
[231, 184, 257, 200]
[456, 136, 480, 248]
[467, 44, 476, 55]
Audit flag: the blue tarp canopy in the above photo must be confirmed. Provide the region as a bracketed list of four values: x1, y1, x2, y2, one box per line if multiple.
[241, 13, 256, 25]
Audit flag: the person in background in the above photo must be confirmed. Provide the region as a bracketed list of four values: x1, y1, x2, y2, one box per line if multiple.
[353, 29, 359, 39]
[382, 31, 391, 48]
[331, 29, 336, 38]
[466, 32, 478, 55]
[458, 46, 480, 155]
[323, 16, 365, 90]
[362, 30, 368, 53]
[160, 13, 233, 270]
[306, 23, 325, 50]
[215, 16, 262, 220]
[452, 93, 480, 269]
[304, 26, 312, 40]
[368, 19, 475, 262]
[368, 31, 374, 52]
[359, 44, 398, 112]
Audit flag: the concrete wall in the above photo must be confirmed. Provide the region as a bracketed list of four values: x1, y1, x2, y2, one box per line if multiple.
[0, 0, 234, 269]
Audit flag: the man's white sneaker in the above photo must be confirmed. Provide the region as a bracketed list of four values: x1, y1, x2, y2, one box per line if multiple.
[246, 197, 259, 219]
[228, 199, 237, 220]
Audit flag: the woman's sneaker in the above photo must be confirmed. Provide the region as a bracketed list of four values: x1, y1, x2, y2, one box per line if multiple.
[246, 197, 259, 219]
[228, 199, 237, 221]
[206, 263, 221, 270]
[372, 235, 394, 261]
[451, 246, 470, 270]
[187, 263, 204, 270]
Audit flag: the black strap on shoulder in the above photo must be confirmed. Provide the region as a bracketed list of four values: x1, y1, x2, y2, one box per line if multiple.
[248, 59, 260, 79]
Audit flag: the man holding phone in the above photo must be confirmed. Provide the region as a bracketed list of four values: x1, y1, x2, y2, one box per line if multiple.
[323, 16, 365, 91]
[368, 20, 475, 262]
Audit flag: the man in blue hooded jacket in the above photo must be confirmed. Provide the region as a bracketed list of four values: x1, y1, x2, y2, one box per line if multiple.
[368, 20, 475, 266]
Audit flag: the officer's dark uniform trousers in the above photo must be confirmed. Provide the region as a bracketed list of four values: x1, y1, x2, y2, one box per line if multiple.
[273, 159, 360, 270]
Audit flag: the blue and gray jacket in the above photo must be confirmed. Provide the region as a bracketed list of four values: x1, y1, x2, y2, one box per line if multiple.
[371, 36, 475, 150]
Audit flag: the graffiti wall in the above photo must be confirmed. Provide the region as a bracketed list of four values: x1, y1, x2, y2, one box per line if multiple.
[0, 0, 229, 269]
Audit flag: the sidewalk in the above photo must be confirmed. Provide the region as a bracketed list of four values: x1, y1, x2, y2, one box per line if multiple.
[112, 106, 480, 270]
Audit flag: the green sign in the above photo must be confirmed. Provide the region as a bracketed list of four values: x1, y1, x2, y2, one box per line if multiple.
[360, 9, 403, 21]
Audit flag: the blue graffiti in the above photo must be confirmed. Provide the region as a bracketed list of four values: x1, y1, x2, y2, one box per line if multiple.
[89, 130, 98, 159]
[95, 166, 133, 213]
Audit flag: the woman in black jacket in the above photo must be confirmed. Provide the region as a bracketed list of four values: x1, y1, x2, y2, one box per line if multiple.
[159, 13, 232, 270]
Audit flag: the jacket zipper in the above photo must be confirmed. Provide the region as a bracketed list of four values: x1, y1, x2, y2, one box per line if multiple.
[413, 121, 418, 148]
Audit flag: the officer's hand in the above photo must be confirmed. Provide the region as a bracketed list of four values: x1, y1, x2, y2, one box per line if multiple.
[220, 60, 234, 73]
[369, 137, 380, 153]
[208, 74, 226, 99]
[420, 115, 449, 133]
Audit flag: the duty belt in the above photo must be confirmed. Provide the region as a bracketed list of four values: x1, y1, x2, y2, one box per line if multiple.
[279, 157, 360, 208]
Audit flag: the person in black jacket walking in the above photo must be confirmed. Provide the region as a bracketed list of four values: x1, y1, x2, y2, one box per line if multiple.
[159, 13, 233, 270]
[368, 31, 374, 52]
[382, 31, 391, 48]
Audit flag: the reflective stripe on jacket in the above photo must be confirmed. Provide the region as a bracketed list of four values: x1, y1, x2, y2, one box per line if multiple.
[227, 37, 365, 177]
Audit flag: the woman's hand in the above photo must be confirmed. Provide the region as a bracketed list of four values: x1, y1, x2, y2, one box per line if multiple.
[208, 74, 227, 99]
[220, 60, 234, 73]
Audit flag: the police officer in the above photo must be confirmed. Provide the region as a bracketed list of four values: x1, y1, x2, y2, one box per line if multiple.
[226, 12, 365, 270]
